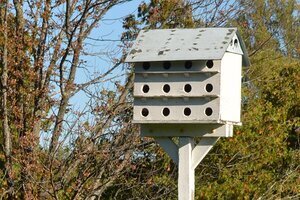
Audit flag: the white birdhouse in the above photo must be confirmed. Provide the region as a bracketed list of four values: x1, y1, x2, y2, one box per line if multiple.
[125, 28, 250, 137]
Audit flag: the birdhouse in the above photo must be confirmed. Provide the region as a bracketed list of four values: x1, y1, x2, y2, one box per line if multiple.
[125, 28, 250, 137]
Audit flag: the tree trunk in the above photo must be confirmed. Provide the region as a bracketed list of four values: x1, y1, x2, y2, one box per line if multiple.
[0, 1, 13, 197]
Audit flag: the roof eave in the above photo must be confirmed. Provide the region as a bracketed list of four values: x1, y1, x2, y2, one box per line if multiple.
[236, 30, 251, 67]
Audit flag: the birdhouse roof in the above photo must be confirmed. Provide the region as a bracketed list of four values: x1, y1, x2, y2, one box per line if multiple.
[125, 28, 250, 67]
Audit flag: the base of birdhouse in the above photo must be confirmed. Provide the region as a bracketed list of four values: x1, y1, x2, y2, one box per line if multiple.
[139, 123, 234, 137]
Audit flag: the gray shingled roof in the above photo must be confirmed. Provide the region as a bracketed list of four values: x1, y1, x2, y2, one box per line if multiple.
[125, 28, 250, 67]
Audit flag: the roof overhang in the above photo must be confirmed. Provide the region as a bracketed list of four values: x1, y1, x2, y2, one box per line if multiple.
[125, 28, 250, 67]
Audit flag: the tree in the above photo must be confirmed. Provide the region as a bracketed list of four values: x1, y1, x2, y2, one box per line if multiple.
[0, 0, 139, 198]
[0, 1, 13, 198]
[0, 0, 299, 199]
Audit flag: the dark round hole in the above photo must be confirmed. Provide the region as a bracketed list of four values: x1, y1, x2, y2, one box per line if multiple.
[205, 84, 213, 93]
[184, 84, 192, 93]
[163, 84, 170, 93]
[163, 61, 171, 69]
[185, 61, 193, 69]
[234, 39, 238, 46]
[184, 107, 191, 116]
[206, 60, 214, 69]
[162, 107, 170, 116]
[205, 107, 213, 116]
[142, 84, 150, 93]
[143, 62, 150, 70]
[141, 108, 149, 117]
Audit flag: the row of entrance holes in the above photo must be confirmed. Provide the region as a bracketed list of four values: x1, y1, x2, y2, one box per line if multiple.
[142, 83, 213, 94]
[141, 60, 214, 118]
[142, 60, 214, 70]
[141, 107, 213, 117]
[142, 60, 214, 94]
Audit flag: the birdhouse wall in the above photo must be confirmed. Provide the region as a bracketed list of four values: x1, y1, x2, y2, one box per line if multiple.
[133, 60, 224, 124]
[219, 52, 242, 123]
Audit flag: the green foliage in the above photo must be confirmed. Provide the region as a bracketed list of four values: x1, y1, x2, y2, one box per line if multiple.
[118, 0, 300, 199]
[122, 0, 194, 42]
[196, 52, 300, 198]
[193, 3, 300, 197]
[137, 0, 194, 29]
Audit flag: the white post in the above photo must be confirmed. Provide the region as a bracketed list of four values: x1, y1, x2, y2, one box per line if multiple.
[178, 137, 194, 200]
[155, 136, 220, 200]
